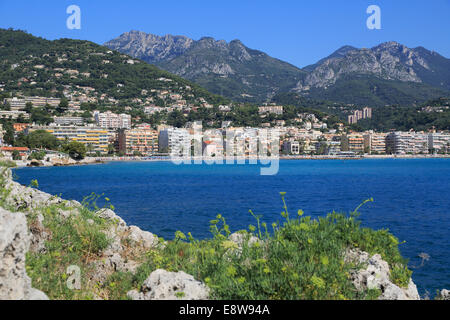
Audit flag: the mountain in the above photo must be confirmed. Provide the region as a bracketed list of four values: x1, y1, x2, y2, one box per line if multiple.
[0, 28, 227, 106]
[105, 31, 306, 103]
[106, 32, 450, 106]
[302, 45, 358, 72]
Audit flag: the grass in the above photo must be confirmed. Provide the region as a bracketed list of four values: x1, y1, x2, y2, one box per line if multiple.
[25, 201, 113, 300]
[0, 168, 413, 300]
[0, 160, 16, 168]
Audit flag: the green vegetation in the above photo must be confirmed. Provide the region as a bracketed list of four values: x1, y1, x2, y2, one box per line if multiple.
[16, 130, 60, 150]
[0, 159, 17, 168]
[0, 28, 228, 106]
[62, 141, 87, 160]
[304, 75, 449, 107]
[25, 200, 113, 299]
[352, 98, 450, 132]
[275, 93, 450, 131]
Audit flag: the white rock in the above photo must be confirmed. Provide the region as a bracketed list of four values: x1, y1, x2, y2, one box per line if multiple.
[229, 232, 261, 248]
[126, 225, 158, 249]
[0, 207, 48, 300]
[346, 249, 420, 300]
[127, 269, 209, 300]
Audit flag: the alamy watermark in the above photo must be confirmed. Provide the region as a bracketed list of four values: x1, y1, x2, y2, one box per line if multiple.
[366, 5, 381, 30]
[66, 265, 81, 290]
[66, 5, 81, 30]
[164, 122, 280, 175]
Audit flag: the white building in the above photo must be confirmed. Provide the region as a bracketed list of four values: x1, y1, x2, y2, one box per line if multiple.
[158, 128, 191, 157]
[94, 111, 131, 129]
[428, 132, 450, 153]
[386, 132, 429, 154]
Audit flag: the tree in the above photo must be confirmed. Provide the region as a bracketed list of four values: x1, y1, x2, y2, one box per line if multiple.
[31, 108, 53, 125]
[12, 150, 21, 160]
[26, 130, 59, 150]
[23, 102, 33, 113]
[56, 98, 69, 114]
[63, 141, 86, 160]
[1, 121, 14, 145]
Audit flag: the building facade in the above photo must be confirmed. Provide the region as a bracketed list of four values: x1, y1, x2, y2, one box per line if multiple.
[29, 125, 110, 153]
[386, 132, 429, 155]
[117, 125, 159, 156]
[94, 111, 131, 129]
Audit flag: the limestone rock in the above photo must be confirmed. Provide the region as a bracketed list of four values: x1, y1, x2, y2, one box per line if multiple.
[346, 249, 420, 300]
[437, 289, 450, 300]
[229, 231, 261, 249]
[96, 208, 127, 232]
[127, 269, 209, 300]
[126, 225, 158, 249]
[0, 207, 48, 300]
[2, 174, 62, 211]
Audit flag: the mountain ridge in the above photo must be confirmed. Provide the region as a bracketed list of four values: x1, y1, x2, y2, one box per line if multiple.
[105, 31, 450, 106]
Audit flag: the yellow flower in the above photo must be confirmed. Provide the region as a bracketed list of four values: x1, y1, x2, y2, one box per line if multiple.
[226, 266, 237, 277]
[221, 240, 238, 250]
[299, 223, 309, 231]
[311, 275, 325, 289]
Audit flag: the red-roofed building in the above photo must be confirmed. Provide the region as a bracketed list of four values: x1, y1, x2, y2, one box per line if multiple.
[1, 146, 30, 160]
[13, 123, 30, 133]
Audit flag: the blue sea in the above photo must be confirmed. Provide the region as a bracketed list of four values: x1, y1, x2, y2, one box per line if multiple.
[12, 159, 450, 296]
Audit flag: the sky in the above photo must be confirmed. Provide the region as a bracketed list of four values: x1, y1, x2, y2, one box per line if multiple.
[0, 0, 449, 68]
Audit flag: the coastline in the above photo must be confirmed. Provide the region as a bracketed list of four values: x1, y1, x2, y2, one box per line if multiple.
[9, 153, 450, 169]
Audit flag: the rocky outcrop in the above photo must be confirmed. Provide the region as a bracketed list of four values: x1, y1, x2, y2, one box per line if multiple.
[437, 289, 450, 300]
[345, 249, 420, 300]
[295, 41, 450, 92]
[0, 168, 162, 298]
[229, 231, 260, 249]
[127, 269, 209, 300]
[1, 169, 64, 211]
[0, 207, 48, 300]
[88, 208, 160, 283]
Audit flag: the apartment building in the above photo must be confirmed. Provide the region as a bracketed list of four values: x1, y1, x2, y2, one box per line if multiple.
[363, 132, 388, 154]
[158, 127, 191, 156]
[202, 129, 224, 157]
[4, 97, 61, 109]
[0, 110, 30, 120]
[363, 107, 372, 119]
[386, 132, 429, 155]
[29, 125, 110, 153]
[282, 140, 300, 155]
[341, 134, 365, 153]
[94, 111, 131, 129]
[428, 132, 450, 153]
[347, 107, 372, 124]
[258, 105, 283, 115]
[54, 116, 85, 126]
[117, 125, 159, 156]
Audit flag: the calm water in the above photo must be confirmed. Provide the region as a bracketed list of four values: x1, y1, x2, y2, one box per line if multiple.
[13, 159, 450, 296]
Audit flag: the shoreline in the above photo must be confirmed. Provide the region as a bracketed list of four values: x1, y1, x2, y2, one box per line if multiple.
[10, 153, 450, 169]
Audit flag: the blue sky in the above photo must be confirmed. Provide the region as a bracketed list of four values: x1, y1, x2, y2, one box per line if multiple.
[0, 0, 449, 68]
